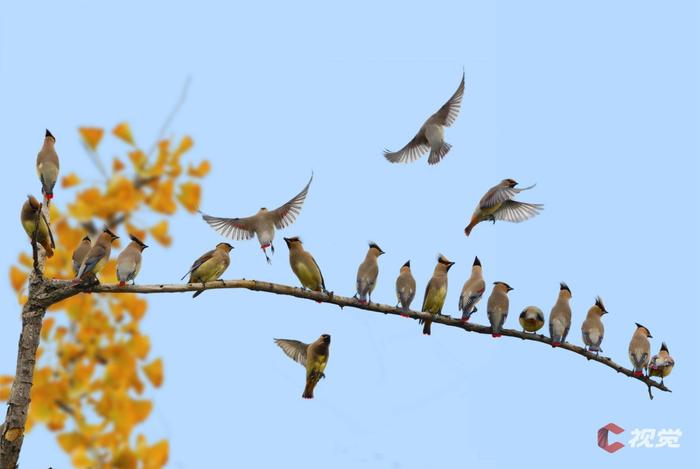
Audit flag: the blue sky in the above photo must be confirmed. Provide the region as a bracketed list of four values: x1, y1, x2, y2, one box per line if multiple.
[1, 0, 698, 467]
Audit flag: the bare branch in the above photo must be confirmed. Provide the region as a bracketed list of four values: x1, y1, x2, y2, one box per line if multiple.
[147, 76, 192, 157]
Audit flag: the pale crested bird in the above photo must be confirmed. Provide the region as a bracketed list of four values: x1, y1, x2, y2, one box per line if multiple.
[384, 72, 465, 165]
[458, 256, 485, 322]
[182, 242, 234, 298]
[75, 228, 120, 282]
[284, 237, 327, 297]
[395, 260, 416, 316]
[487, 281, 513, 337]
[419, 255, 455, 335]
[649, 342, 674, 385]
[549, 282, 572, 347]
[581, 296, 608, 354]
[274, 334, 331, 399]
[200, 173, 312, 263]
[36, 129, 60, 201]
[519, 306, 545, 333]
[629, 323, 652, 377]
[72, 235, 92, 275]
[116, 235, 148, 286]
[464, 179, 543, 236]
[20, 195, 55, 257]
[355, 242, 385, 304]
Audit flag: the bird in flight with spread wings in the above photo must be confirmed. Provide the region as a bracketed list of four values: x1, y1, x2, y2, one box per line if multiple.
[383, 72, 465, 165]
[200, 173, 313, 263]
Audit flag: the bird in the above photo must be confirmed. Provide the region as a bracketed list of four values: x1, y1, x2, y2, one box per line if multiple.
[200, 174, 312, 263]
[395, 260, 416, 316]
[116, 235, 148, 286]
[274, 334, 331, 399]
[36, 129, 60, 202]
[458, 256, 485, 322]
[75, 228, 120, 282]
[355, 242, 385, 304]
[72, 235, 92, 275]
[649, 342, 674, 385]
[549, 282, 572, 347]
[581, 296, 608, 354]
[20, 195, 55, 257]
[487, 281, 513, 337]
[383, 72, 465, 165]
[464, 179, 543, 236]
[181, 242, 234, 298]
[284, 237, 327, 297]
[519, 306, 545, 333]
[419, 255, 455, 335]
[629, 323, 652, 377]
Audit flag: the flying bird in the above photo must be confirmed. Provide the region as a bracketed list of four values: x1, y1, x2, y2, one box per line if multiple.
[487, 281, 513, 337]
[395, 260, 416, 316]
[200, 173, 312, 263]
[419, 255, 455, 335]
[20, 195, 55, 257]
[284, 236, 327, 297]
[384, 72, 465, 165]
[72, 235, 92, 275]
[75, 228, 119, 282]
[629, 323, 652, 377]
[649, 342, 674, 385]
[581, 296, 608, 354]
[182, 242, 234, 298]
[355, 242, 385, 304]
[549, 282, 572, 347]
[274, 334, 331, 399]
[464, 179, 543, 236]
[116, 235, 148, 286]
[519, 306, 545, 333]
[36, 129, 59, 201]
[458, 256, 485, 322]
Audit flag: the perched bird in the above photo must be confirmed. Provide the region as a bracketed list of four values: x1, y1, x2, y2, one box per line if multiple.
[116, 235, 148, 286]
[274, 334, 331, 399]
[395, 260, 416, 316]
[72, 235, 92, 275]
[649, 342, 674, 385]
[549, 282, 572, 347]
[36, 129, 60, 201]
[419, 255, 455, 335]
[581, 296, 608, 354]
[487, 281, 513, 337]
[355, 242, 385, 304]
[458, 256, 485, 322]
[629, 323, 652, 377]
[464, 179, 543, 236]
[181, 242, 234, 298]
[284, 237, 327, 296]
[384, 72, 465, 165]
[200, 174, 312, 263]
[75, 228, 120, 282]
[519, 306, 545, 333]
[20, 195, 55, 257]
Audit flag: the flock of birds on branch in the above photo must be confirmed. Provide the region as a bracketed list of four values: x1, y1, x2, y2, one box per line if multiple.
[21, 72, 674, 399]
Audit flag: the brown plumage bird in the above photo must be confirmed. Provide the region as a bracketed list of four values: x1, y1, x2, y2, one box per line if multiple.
[458, 256, 485, 322]
[284, 237, 327, 298]
[649, 342, 674, 385]
[581, 296, 608, 354]
[487, 281, 513, 337]
[355, 242, 385, 304]
[549, 282, 572, 347]
[419, 255, 455, 335]
[274, 334, 331, 399]
[384, 72, 465, 165]
[36, 129, 60, 201]
[464, 179, 543, 236]
[72, 235, 92, 275]
[20, 195, 55, 257]
[75, 228, 120, 281]
[116, 235, 148, 286]
[629, 323, 652, 377]
[182, 242, 234, 298]
[519, 306, 545, 333]
[395, 260, 416, 316]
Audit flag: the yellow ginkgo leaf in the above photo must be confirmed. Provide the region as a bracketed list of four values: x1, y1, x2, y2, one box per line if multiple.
[187, 160, 211, 178]
[113, 157, 126, 172]
[142, 358, 163, 388]
[148, 180, 176, 215]
[61, 173, 82, 188]
[112, 122, 135, 145]
[177, 182, 201, 213]
[41, 317, 55, 341]
[143, 439, 169, 467]
[174, 135, 193, 156]
[9, 266, 27, 292]
[78, 127, 104, 152]
[149, 220, 172, 247]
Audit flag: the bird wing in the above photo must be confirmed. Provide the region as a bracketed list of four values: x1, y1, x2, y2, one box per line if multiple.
[383, 132, 430, 163]
[80, 244, 107, 276]
[42, 211, 55, 248]
[310, 255, 326, 291]
[269, 174, 313, 230]
[493, 200, 543, 223]
[181, 249, 215, 280]
[200, 212, 256, 241]
[426, 72, 465, 127]
[479, 183, 537, 209]
[274, 339, 308, 367]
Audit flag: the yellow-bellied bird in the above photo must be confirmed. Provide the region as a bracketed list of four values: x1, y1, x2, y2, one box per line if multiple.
[117, 235, 148, 286]
[181, 242, 234, 298]
[200, 174, 312, 263]
[649, 342, 674, 385]
[487, 281, 513, 337]
[274, 334, 331, 399]
[581, 296, 608, 354]
[72, 235, 92, 275]
[419, 255, 455, 335]
[355, 242, 385, 304]
[384, 72, 465, 165]
[464, 179, 543, 236]
[458, 256, 485, 322]
[519, 306, 545, 333]
[75, 228, 119, 282]
[284, 237, 327, 298]
[36, 129, 59, 201]
[395, 260, 416, 316]
[629, 323, 652, 377]
[549, 282, 572, 347]
[20, 195, 55, 258]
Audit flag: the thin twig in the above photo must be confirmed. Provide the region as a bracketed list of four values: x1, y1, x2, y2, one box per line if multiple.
[147, 76, 192, 157]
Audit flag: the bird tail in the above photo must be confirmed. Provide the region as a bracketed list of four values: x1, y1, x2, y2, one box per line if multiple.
[422, 319, 432, 335]
[43, 242, 54, 258]
[302, 379, 315, 399]
[428, 142, 451, 165]
[192, 290, 204, 299]
[119, 281, 126, 287]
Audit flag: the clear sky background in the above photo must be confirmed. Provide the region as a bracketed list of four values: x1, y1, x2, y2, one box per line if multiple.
[1, 1, 698, 467]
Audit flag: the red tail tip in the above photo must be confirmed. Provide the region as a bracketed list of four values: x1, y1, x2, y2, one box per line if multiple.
[46, 193, 53, 200]
[633, 371, 643, 377]
[492, 333, 502, 338]
[315, 300, 322, 304]
[261, 243, 271, 249]
[400, 314, 409, 318]
[551, 342, 561, 347]
[461, 318, 469, 323]
[119, 281, 126, 287]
